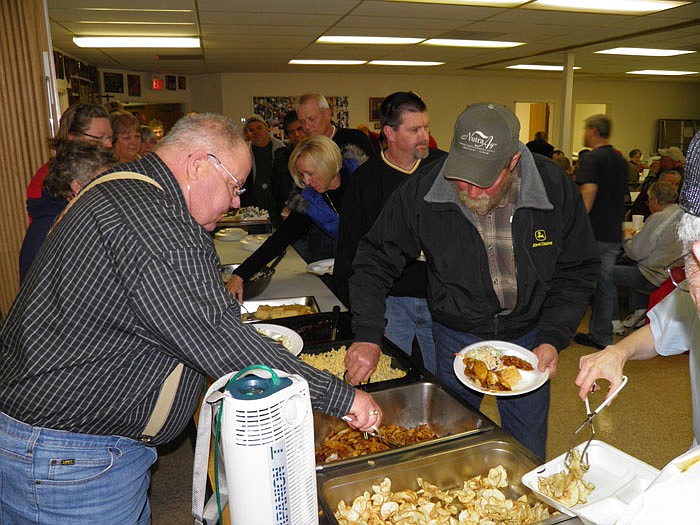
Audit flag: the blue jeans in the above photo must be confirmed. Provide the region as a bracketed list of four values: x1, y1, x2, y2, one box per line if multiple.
[612, 265, 657, 319]
[433, 323, 550, 461]
[0, 411, 157, 524]
[385, 296, 436, 374]
[588, 241, 621, 346]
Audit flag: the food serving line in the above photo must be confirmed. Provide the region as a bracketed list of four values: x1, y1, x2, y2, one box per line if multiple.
[208, 227, 658, 525]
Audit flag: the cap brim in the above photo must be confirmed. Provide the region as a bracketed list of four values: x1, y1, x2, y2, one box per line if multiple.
[443, 150, 503, 188]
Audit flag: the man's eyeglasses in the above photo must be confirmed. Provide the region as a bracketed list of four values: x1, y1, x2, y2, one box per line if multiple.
[666, 252, 689, 292]
[80, 132, 113, 144]
[207, 153, 245, 196]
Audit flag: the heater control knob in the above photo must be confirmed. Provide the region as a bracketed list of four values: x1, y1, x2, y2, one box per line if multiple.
[282, 394, 308, 426]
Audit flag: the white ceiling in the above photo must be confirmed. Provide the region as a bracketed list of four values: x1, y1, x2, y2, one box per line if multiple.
[47, 0, 700, 82]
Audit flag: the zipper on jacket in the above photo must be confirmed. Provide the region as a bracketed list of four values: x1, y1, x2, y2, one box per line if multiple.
[493, 313, 499, 335]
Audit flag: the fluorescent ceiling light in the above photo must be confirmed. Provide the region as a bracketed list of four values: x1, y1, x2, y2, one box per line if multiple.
[596, 47, 695, 56]
[507, 64, 581, 70]
[627, 69, 698, 75]
[288, 59, 367, 65]
[385, 0, 528, 6]
[423, 38, 523, 48]
[317, 36, 424, 45]
[369, 60, 444, 66]
[80, 8, 193, 12]
[73, 36, 200, 48]
[525, 0, 688, 14]
[79, 21, 194, 26]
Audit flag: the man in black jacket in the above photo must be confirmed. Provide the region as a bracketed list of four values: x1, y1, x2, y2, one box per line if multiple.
[344, 103, 599, 460]
[335, 91, 446, 374]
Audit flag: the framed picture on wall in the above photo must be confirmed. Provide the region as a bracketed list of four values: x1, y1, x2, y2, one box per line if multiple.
[127, 74, 141, 97]
[178, 76, 186, 90]
[369, 97, 384, 122]
[166, 75, 177, 91]
[103, 72, 124, 93]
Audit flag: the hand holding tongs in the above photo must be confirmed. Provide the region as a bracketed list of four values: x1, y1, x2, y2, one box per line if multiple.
[565, 375, 628, 469]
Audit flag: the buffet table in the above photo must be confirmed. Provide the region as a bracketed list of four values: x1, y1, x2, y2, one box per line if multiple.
[214, 236, 345, 313]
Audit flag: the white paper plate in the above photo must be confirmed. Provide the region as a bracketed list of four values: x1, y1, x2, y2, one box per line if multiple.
[254, 323, 303, 356]
[522, 440, 659, 525]
[306, 258, 334, 275]
[239, 234, 269, 252]
[452, 340, 548, 396]
[214, 228, 247, 242]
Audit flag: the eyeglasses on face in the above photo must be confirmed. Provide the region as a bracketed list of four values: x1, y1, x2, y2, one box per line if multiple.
[207, 153, 245, 196]
[80, 131, 113, 144]
[666, 252, 690, 292]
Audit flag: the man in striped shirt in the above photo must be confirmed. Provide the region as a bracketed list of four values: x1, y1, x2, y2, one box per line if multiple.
[0, 113, 380, 524]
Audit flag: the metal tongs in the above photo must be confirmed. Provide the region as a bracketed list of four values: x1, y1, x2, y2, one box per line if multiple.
[565, 375, 628, 469]
[366, 425, 402, 449]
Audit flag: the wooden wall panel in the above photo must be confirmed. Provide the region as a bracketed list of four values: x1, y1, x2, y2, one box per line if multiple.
[0, 0, 51, 318]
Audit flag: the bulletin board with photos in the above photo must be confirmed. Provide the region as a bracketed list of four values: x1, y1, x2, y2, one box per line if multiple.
[252, 96, 349, 141]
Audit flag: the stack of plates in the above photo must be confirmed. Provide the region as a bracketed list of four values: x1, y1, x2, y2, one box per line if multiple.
[214, 228, 247, 242]
[240, 234, 269, 252]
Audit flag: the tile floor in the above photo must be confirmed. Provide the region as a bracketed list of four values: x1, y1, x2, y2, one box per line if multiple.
[149, 311, 693, 524]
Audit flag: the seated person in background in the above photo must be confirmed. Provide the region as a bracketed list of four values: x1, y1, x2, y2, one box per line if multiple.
[226, 135, 366, 302]
[19, 142, 114, 282]
[552, 149, 566, 162]
[111, 112, 142, 162]
[646, 146, 685, 184]
[526, 131, 554, 158]
[139, 125, 157, 157]
[629, 169, 681, 219]
[611, 181, 684, 333]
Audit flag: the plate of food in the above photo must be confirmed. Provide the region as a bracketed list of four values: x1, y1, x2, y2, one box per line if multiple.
[214, 227, 247, 242]
[453, 340, 548, 396]
[254, 323, 303, 356]
[306, 258, 334, 275]
[222, 206, 270, 222]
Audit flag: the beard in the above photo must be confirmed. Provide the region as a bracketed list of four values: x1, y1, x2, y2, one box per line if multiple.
[412, 142, 429, 160]
[455, 175, 512, 215]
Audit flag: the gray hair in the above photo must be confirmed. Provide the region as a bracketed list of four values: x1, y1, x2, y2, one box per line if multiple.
[677, 212, 700, 251]
[648, 180, 678, 206]
[157, 113, 245, 153]
[44, 142, 114, 198]
[585, 114, 611, 139]
[296, 92, 329, 111]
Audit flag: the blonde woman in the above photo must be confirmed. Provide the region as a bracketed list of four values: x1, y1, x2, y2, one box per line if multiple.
[227, 135, 366, 301]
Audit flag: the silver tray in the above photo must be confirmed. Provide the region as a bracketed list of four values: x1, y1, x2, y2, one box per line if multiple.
[314, 381, 492, 471]
[317, 431, 562, 525]
[240, 296, 320, 322]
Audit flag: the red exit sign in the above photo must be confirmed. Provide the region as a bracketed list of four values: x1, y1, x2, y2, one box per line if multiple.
[152, 77, 165, 90]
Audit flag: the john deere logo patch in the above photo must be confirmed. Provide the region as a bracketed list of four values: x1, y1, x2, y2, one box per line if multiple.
[532, 229, 553, 248]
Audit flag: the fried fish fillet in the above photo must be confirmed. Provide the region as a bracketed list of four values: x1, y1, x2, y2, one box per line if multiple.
[502, 354, 534, 371]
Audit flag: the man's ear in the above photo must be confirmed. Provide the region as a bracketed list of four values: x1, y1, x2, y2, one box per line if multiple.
[508, 151, 522, 172]
[692, 241, 700, 266]
[187, 150, 209, 180]
[383, 125, 394, 143]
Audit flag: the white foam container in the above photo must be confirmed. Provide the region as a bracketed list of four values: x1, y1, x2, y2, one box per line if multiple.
[522, 440, 659, 525]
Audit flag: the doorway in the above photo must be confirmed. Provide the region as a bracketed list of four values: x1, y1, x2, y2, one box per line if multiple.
[515, 102, 553, 145]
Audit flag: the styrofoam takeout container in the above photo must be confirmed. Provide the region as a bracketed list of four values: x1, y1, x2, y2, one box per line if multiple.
[522, 440, 659, 525]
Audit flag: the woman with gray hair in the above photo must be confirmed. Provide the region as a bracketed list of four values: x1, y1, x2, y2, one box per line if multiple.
[19, 142, 114, 282]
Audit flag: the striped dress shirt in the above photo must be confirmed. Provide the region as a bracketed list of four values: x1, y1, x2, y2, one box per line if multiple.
[0, 154, 353, 445]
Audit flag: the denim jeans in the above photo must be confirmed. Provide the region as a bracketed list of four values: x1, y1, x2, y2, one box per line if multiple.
[612, 265, 657, 319]
[588, 241, 622, 346]
[385, 295, 437, 374]
[432, 323, 550, 461]
[0, 411, 157, 524]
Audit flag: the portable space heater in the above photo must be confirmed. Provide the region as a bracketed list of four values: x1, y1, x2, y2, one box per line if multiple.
[192, 365, 318, 525]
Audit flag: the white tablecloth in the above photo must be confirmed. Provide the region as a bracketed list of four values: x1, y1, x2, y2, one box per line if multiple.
[214, 236, 345, 313]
